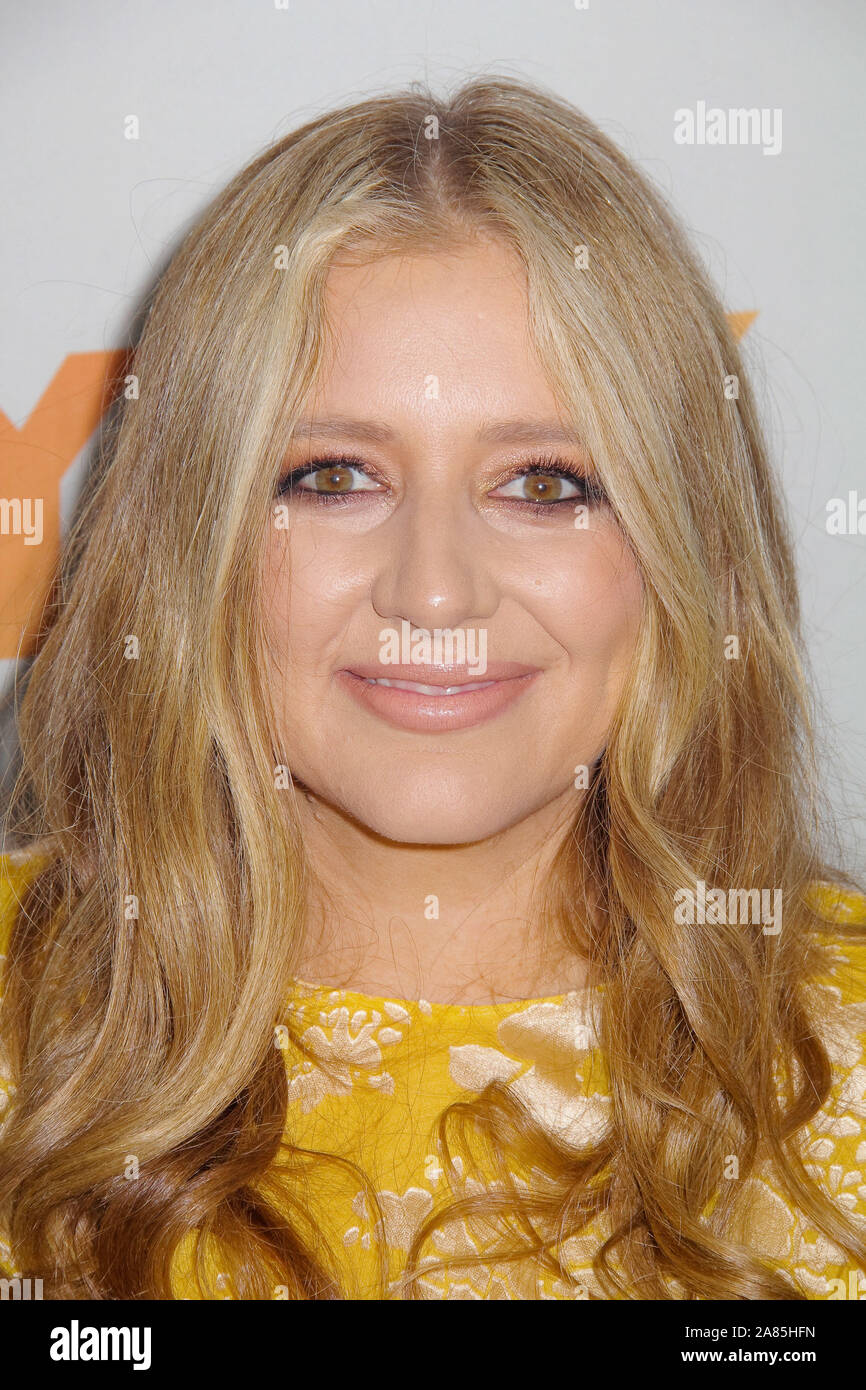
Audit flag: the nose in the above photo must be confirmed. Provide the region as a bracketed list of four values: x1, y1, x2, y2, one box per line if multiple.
[369, 491, 500, 632]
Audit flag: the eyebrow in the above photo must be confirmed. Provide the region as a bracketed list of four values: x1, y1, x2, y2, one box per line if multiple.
[290, 416, 584, 446]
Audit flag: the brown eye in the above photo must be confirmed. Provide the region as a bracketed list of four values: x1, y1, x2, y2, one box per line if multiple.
[492, 470, 583, 504]
[278, 460, 382, 498]
[309, 465, 354, 493]
[522, 474, 565, 502]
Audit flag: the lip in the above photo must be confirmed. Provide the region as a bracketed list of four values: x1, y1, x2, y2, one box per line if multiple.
[336, 661, 541, 732]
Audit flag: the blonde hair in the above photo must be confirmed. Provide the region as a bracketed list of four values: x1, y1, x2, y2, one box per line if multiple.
[1, 75, 864, 1299]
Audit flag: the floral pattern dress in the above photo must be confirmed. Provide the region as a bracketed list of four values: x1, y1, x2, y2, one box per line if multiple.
[1, 855, 864, 1299]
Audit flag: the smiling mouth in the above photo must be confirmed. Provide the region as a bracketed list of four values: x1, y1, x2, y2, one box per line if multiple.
[336, 662, 540, 733]
[360, 677, 497, 696]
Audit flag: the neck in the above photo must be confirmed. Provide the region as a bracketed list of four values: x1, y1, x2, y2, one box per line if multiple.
[291, 787, 590, 1006]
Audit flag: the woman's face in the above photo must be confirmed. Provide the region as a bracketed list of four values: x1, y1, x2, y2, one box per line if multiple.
[262, 238, 644, 844]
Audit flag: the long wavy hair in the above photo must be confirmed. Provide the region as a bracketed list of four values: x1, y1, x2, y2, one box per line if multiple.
[1, 75, 864, 1300]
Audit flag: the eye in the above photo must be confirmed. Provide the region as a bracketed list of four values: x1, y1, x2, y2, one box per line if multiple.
[276, 456, 383, 499]
[492, 471, 583, 504]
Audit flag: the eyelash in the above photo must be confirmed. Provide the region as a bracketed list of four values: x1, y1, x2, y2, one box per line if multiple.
[275, 453, 607, 512]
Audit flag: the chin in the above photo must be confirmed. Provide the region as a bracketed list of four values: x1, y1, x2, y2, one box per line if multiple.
[334, 783, 526, 847]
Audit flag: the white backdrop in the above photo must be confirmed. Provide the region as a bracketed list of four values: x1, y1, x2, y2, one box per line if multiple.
[1, 0, 864, 870]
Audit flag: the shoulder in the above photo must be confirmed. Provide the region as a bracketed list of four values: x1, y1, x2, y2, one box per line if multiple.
[0, 850, 50, 1212]
[802, 881, 866, 1070]
[0, 850, 51, 1279]
[800, 881, 866, 1174]
[0, 849, 44, 1072]
[0, 850, 47, 964]
[805, 880, 866, 1009]
[0, 848, 50, 1058]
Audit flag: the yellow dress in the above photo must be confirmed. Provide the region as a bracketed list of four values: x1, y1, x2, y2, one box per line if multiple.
[1, 851, 865, 1300]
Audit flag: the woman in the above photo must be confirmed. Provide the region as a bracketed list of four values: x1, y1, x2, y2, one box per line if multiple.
[0, 76, 864, 1301]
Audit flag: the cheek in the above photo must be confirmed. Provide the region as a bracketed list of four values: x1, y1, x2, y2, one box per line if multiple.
[577, 550, 643, 663]
[263, 527, 363, 668]
[517, 528, 644, 670]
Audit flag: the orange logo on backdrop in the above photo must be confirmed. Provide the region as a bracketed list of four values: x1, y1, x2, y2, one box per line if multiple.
[0, 350, 129, 658]
[0, 313, 758, 661]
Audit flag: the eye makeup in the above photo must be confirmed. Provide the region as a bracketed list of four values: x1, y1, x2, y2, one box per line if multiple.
[274, 452, 607, 513]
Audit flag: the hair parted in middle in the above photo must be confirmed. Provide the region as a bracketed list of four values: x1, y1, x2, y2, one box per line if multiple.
[1, 75, 863, 1300]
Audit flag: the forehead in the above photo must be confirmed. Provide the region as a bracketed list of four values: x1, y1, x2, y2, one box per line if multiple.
[312, 239, 562, 421]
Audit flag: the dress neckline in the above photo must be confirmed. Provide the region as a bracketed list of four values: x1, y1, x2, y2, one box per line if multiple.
[288, 972, 603, 1017]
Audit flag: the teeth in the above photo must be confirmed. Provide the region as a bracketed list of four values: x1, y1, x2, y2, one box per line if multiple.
[366, 677, 496, 695]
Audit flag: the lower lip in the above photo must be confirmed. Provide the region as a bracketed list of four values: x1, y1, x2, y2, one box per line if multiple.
[336, 670, 539, 732]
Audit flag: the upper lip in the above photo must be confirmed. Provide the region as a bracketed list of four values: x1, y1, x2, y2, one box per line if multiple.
[342, 661, 539, 686]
